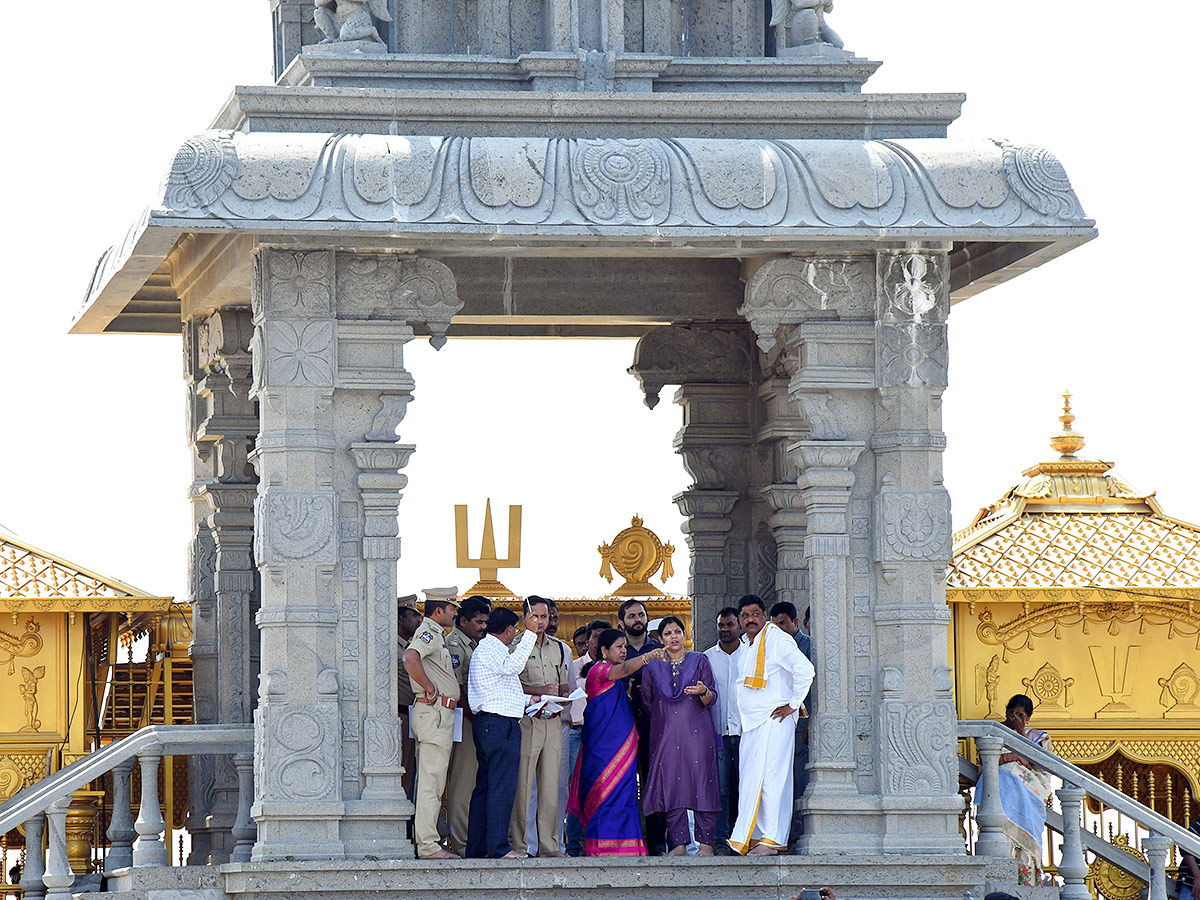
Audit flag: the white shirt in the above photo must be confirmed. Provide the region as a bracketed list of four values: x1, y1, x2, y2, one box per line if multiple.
[704, 642, 744, 736]
[566, 652, 589, 725]
[468, 630, 538, 717]
[735, 623, 814, 733]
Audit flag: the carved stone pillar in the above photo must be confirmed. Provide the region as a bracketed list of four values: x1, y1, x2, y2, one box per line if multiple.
[758, 371, 810, 614]
[871, 249, 961, 853]
[629, 326, 756, 650]
[184, 307, 260, 864]
[741, 251, 960, 854]
[792, 441, 862, 807]
[249, 248, 461, 861]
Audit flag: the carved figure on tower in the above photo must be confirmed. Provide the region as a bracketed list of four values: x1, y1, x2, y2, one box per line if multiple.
[769, 0, 844, 52]
[314, 0, 392, 44]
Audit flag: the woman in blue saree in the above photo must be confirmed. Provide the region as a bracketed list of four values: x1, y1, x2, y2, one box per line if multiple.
[568, 628, 665, 856]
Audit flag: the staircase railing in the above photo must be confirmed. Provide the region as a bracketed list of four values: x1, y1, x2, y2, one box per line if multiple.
[959, 719, 1200, 900]
[0, 724, 253, 900]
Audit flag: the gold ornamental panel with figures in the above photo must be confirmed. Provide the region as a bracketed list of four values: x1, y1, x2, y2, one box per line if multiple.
[950, 592, 1200, 724]
[0, 613, 65, 740]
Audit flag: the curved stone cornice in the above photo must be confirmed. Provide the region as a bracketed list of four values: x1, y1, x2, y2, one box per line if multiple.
[75, 131, 1096, 334]
[152, 132, 1089, 231]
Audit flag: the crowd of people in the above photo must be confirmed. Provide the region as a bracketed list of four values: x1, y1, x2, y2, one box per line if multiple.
[398, 591, 815, 859]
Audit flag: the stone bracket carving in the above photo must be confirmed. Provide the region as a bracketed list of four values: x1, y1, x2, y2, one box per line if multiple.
[740, 256, 873, 352]
[629, 325, 754, 409]
[336, 256, 463, 349]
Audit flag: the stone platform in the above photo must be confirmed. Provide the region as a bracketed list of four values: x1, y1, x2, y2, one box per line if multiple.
[95, 856, 1030, 900]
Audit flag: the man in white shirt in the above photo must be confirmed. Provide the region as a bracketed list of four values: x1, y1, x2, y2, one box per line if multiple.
[466, 605, 541, 858]
[703, 606, 743, 852]
[728, 594, 815, 856]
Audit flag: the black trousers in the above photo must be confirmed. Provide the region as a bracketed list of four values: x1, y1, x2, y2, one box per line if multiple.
[467, 711, 522, 858]
[634, 710, 667, 854]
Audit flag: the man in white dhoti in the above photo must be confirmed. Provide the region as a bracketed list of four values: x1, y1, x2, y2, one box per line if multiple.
[728, 594, 815, 856]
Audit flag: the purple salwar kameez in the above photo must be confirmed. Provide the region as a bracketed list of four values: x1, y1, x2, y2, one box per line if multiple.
[640, 652, 720, 846]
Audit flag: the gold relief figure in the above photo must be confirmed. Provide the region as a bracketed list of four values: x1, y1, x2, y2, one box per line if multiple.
[597, 515, 675, 597]
[18, 665, 46, 732]
[974, 654, 1001, 717]
[0, 618, 42, 674]
[1158, 662, 1200, 717]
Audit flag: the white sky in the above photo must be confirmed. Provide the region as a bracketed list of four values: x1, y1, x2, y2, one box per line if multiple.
[1, 2, 1196, 604]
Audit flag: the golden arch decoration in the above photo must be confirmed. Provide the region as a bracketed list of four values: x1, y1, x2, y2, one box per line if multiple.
[976, 600, 1200, 661]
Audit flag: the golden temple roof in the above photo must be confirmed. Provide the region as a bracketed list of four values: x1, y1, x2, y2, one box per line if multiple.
[0, 528, 172, 613]
[947, 394, 1200, 590]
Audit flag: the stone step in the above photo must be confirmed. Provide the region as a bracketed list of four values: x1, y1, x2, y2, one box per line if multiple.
[87, 855, 1030, 900]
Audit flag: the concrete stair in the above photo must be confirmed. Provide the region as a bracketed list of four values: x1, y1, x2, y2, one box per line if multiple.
[85, 855, 1027, 900]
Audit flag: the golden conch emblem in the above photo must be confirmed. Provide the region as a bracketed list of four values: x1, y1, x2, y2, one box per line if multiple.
[597, 515, 675, 598]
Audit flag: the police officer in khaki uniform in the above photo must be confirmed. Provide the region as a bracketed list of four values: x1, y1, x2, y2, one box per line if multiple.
[443, 595, 491, 858]
[403, 587, 461, 859]
[509, 596, 572, 857]
[396, 595, 423, 799]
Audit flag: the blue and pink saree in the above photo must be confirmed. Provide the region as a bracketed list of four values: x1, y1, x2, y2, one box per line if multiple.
[567, 662, 647, 857]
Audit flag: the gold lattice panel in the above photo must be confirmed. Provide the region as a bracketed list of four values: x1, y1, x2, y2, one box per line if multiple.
[947, 513, 1200, 588]
[0, 539, 131, 599]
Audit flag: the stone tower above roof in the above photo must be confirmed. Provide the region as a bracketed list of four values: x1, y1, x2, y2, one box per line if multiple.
[269, 0, 878, 93]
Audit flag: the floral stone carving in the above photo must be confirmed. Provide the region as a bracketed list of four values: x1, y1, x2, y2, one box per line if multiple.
[163, 132, 238, 210]
[877, 491, 951, 562]
[570, 139, 670, 224]
[257, 492, 337, 565]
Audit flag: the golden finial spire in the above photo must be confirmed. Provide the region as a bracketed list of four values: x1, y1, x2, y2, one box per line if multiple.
[1049, 390, 1085, 457]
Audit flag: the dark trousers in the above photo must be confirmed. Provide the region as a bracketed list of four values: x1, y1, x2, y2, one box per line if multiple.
[792, 722, 809, 841]
[715, 734, 740, 845]
[467, 711, 522, 858]
[565, 725, 584, 856]
[634, 711, 667, 855]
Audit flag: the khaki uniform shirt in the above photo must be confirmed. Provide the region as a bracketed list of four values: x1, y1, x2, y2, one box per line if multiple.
[408, 617, 459, 699]
[444, 626, 479, 703]
[517, 633, 572, 695]
[397, 635, 416, 708]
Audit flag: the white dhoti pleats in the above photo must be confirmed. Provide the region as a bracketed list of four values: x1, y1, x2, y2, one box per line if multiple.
[728, 713, 796, 854]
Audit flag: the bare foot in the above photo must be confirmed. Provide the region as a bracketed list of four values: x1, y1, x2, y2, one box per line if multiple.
[666, 846, 687, 856]
[538, 851, 568, 858]
[420, 849, 460, 860]
[501, 850, 529, 859]
[696, 844, 714, 856]
[747, 843, 778, 856]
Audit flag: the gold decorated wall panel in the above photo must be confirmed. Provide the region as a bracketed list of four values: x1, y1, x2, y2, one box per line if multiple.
[0, 613, 67, 740]
[951, 596, 1200, 726]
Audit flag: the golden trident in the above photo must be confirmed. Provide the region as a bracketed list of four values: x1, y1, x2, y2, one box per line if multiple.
[455, 499, 522, 598]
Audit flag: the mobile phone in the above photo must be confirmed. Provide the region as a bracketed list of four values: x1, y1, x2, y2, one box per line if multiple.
[799, 891, 822, 900]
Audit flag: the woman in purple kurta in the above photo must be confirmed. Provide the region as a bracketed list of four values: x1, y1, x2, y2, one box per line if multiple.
[640, 615, 720, 855]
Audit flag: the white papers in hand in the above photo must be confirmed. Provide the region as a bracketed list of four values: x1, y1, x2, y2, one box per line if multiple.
[525, 687, 586, 717]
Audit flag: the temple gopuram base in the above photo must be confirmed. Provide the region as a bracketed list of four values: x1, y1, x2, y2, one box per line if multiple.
[99, 856, 1029, 900]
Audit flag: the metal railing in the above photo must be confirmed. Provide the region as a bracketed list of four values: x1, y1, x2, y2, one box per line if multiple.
[959, 720, 1200, 900]
[0, 725, 253, 900]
